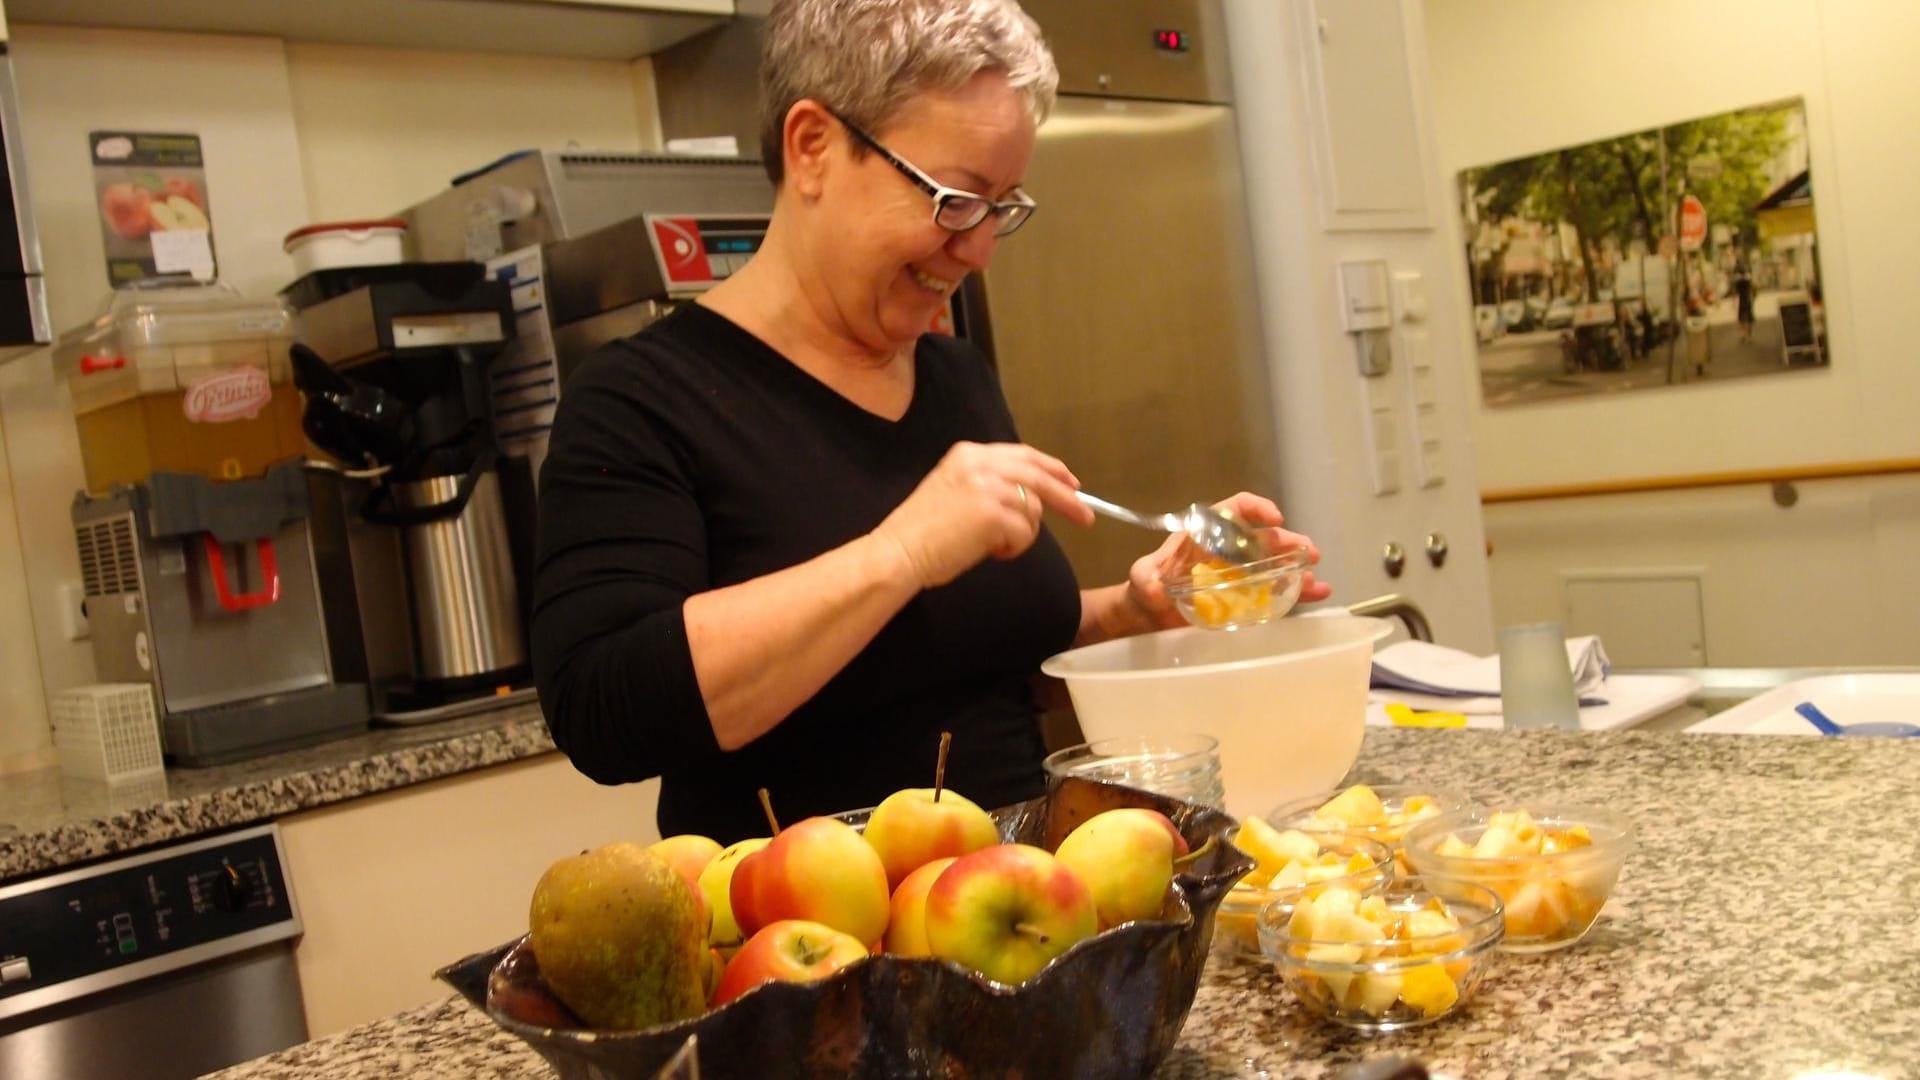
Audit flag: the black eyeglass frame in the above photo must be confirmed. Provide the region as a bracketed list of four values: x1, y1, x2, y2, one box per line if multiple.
[826, 106, 1038, 238]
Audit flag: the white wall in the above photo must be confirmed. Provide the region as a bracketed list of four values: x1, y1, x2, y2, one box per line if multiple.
[1424, 0, 1920, 665]
[1485, 475, 1920, 667]
[1426, 0, 1919, 489]
[285, 42, 657, 222]
[0, 25, 661, 769]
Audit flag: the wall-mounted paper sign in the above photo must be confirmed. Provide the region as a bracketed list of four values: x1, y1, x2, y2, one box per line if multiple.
[90, 131, 217, 285]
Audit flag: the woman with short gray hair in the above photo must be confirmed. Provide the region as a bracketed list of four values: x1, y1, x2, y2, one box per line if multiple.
[533, 0, 1327, 842]
[757, 0, 1060, 183]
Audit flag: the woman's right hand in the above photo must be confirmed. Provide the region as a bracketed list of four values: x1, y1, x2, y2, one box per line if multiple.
[874, 441, 1093, 589]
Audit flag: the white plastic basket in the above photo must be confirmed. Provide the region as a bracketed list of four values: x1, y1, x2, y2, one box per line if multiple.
[50, 683, 164, 782]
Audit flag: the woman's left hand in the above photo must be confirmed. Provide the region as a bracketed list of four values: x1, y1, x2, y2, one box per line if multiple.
[1122, 491, 1333, 628]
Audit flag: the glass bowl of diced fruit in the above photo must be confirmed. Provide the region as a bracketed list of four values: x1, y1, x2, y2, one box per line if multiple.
[1257, 875, 1504, 1032]
[1214, 817, 1393, 963]
[1266, 783, 1473, 878]
[1160, 548, 1311, 631]
[1402, 804, 1633, 953]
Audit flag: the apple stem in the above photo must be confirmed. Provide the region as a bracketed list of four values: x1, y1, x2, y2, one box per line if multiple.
[1172, 836, 1217, 871]
[933, 731, 953, 803]
[758, 787, 781, 835]
[1012, 921, 1051, 946]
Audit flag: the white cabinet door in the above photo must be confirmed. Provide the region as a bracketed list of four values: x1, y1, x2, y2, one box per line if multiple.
[280, 755, 662, 1037]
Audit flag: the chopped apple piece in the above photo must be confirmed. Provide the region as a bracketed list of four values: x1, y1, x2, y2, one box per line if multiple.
[1356, 894, 1390, 925]
[1314, 784, 1388, 828]
[1345, 970, 1403, 1016]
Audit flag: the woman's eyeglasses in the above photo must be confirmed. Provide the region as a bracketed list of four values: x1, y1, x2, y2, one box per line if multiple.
[828, 107, 1037, 238]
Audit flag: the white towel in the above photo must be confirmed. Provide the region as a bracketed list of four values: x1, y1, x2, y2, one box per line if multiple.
[1370, 637, 1612, 715]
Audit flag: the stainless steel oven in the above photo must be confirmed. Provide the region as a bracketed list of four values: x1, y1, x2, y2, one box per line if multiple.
[0, 824, 307, 1079]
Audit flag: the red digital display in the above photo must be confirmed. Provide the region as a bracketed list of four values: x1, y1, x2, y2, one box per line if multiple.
[1153, 29, 1189, 53]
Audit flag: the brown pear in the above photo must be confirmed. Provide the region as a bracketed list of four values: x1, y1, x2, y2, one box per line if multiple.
[528, 842, 708, 1029]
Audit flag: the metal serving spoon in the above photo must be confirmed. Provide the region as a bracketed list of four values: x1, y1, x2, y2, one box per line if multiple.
[1074, 491, 1265, 565]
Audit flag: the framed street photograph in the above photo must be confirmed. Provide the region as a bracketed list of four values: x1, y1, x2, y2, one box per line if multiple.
[1459, 98, 1826, 407]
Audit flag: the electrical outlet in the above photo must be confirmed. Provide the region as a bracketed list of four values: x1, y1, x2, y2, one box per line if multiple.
[56, 581, 89, 642]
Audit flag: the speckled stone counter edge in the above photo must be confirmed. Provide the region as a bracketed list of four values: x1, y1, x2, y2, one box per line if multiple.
[0, 702, 555, 881]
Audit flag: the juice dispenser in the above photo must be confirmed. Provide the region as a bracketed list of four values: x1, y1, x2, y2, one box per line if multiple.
[54, 282, 308, 492]
[58, 283, 369, 764]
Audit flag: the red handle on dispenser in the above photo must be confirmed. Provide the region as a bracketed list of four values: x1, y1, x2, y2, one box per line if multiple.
[200, 535, 281, 612]
[79, 355, 127, 374]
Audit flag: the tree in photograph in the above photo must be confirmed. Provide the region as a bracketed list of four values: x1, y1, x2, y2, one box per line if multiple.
[1663, 106, 1791, 251]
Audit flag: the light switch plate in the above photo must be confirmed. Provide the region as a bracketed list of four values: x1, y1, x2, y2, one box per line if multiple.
[1339, 259, 1393, 332]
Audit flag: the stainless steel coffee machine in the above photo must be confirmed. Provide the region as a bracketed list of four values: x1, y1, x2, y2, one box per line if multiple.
[289, 269, 531, 719]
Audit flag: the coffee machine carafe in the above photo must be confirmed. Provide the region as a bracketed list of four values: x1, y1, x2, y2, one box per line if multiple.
[291, 273, 530, 716]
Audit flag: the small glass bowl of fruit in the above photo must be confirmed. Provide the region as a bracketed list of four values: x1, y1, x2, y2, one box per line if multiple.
[1214, 816, 1393, 962]
[1266, 783, 1472, 877]
[1401, 804, 1633, 953]
[1159, 548, 1310, 631]
[1257, 875, 1504, 1032]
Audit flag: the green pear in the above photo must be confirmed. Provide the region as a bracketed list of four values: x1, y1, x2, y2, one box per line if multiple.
[528, 842, 708, 1029]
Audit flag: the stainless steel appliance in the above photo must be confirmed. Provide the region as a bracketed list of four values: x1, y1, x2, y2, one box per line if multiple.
[0, 824, 306, 1079]
[290, 272, 531, 717]
[0, 40, 51, 358]
[403, 149, 778, 264]
[980, 0, 1277, 586]
[403, 153, 776, 478]
[70, 462, 370, 765]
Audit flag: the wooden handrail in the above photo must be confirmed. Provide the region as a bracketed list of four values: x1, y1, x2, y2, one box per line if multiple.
[1480, 457, 1920, 504]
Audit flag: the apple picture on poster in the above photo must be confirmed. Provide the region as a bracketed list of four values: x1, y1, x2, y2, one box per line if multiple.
[90, 130, 217, 283]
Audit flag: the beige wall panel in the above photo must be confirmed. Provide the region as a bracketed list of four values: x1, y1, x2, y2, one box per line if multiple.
[1484, 474, 1920, 667]
[281, 755, 662, 1037]
[285, 41, 647, 221]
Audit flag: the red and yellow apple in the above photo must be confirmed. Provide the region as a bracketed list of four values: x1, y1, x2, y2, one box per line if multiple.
[697, 837, 769, 955]
[1052, 808, 1189, 930]
[710, 919, 869, 1006]
[649, 834, 723, 890]
[100, 183, 153, 241]
[882, 855, 957, 957]
[163, 177, 205, 211]
[730, 816, 890, 946]
[862, 787, 1000, 890]
[923, 843, 1097, 985]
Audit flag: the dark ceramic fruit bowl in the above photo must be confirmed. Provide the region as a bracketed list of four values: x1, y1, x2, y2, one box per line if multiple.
[436, 774, 1254, 1079]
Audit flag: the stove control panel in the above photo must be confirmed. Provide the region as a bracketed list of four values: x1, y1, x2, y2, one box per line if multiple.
[0, 824, 299, 1022]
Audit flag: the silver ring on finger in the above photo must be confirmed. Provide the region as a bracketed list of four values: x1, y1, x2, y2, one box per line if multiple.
[1014, 482, 1030, 514]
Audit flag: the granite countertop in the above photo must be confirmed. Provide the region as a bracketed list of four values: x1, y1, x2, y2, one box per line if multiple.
[0, 699, 554, 881]
[209, 726, 1920, 1080]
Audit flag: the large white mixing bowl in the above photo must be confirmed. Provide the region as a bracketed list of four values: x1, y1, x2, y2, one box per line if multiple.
[1041, 615, 1392, 820]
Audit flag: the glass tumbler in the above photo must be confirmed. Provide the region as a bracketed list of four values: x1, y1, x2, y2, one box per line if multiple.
[1043, 733, 1226, 808]
[1497, 622, 1581, 730]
